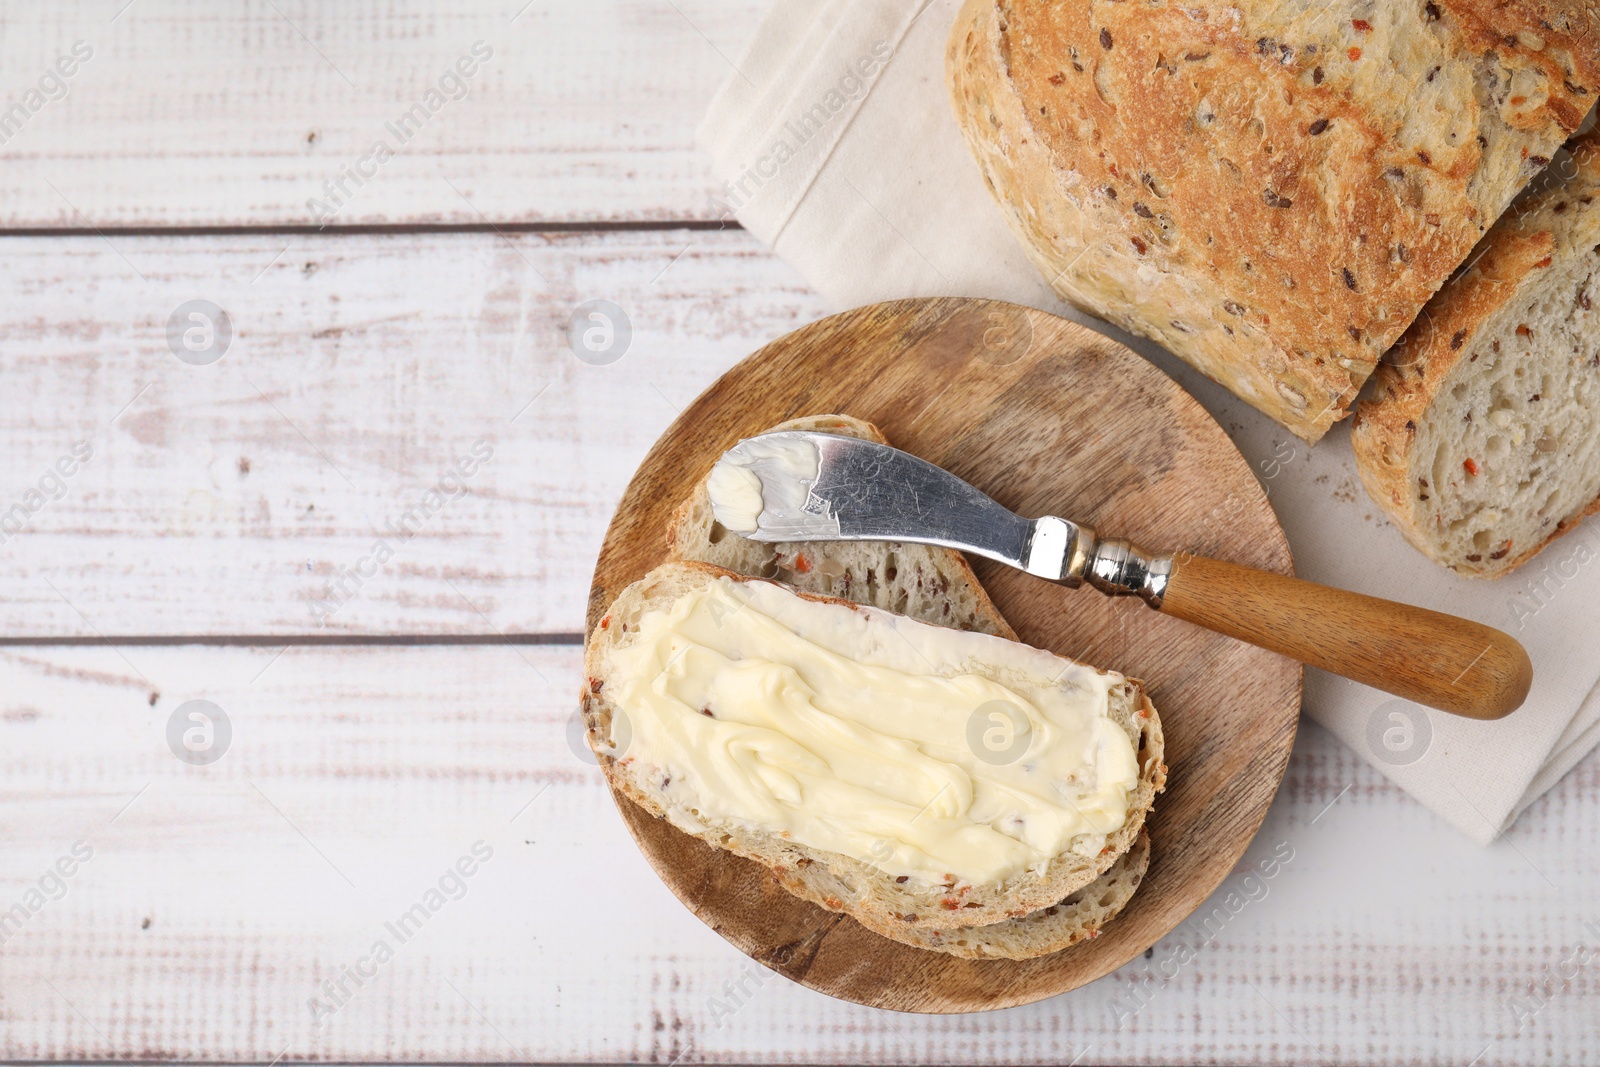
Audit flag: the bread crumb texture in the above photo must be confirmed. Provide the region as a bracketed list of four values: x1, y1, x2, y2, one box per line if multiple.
[1355, 128, 1600, 576]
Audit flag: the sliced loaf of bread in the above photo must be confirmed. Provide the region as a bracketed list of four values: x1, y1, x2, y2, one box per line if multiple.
[1353, 132, 1600, 577]
[946, 0, 1600, 441]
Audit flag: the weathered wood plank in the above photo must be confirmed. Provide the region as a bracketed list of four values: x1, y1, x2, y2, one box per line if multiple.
[0, 645, 1594, 1064]
[0, 229, 827, 637]
[0, 0, 761, 228]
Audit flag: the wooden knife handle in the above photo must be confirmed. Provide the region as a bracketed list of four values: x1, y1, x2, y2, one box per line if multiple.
[1157, 553, 1532, 720]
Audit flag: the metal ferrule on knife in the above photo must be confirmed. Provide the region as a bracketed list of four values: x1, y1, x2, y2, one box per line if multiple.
[1023, 515, 1172, 607]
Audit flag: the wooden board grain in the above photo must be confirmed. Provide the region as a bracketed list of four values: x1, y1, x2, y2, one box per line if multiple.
[585, 298, 1303, 1012]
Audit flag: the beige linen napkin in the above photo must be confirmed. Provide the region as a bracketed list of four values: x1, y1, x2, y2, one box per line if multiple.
[697, 0, 1600, 844]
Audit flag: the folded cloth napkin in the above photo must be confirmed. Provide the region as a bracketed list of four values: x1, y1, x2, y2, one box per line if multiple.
[698, 0, 1600, 844]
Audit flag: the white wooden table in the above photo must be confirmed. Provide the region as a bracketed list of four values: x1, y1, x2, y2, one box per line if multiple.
[0, 3, 1596, 1063]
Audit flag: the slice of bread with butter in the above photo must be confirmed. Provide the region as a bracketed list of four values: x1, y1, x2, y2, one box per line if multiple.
[582, 561, 1163, 935]
[666, 413, 1157, 958]
[582, 417, 1165, 954]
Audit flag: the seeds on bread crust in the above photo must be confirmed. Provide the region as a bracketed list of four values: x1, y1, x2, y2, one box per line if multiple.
[945, 0, 1600, 441]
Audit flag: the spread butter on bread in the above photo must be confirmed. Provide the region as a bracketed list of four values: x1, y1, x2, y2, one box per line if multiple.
[583, 415, 1164, 959]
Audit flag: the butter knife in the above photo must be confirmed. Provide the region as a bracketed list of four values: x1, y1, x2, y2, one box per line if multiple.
[709, 430, 1531, 720]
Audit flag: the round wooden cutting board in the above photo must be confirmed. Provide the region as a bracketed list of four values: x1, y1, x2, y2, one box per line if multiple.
[585, 298, 1302, 1013]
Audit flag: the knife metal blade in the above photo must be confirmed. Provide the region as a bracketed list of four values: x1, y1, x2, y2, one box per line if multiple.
[709, 430, 1163, 598]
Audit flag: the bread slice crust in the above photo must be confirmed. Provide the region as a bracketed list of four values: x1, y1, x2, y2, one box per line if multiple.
[1353, 131, 1600, 577]
[893, 829, 1150, 961]
[947, 0, 1600, 442]
[583, 559, 1165, 935]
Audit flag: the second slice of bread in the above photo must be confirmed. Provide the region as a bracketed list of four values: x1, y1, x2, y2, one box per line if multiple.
[1353, 131, 1600, 577]
[667, 413, 1014, 637]
[894, 828, 1150, 960]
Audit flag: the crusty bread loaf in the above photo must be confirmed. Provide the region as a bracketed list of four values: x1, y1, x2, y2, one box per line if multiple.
[1353, 131, 1600, 577]
[947, 0, 1600, 442]
[582, 560, 1165, 936]
[667, 413, 1153, 957]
